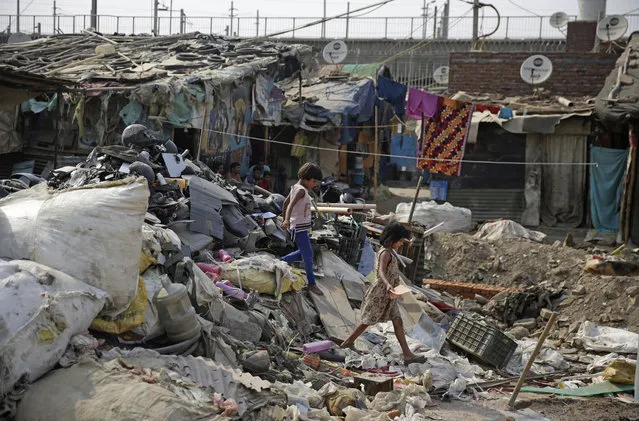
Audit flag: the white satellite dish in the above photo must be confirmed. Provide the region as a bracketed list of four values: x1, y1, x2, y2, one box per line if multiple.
[520, 55, 553, 85]
[549, 12, 569, 29]
[597, 15, 628, 41]
[322, 40, 348, 64]
[433, 66, 449, 84]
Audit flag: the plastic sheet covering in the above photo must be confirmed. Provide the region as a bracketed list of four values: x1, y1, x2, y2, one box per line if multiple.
[590, 146, 628, 232]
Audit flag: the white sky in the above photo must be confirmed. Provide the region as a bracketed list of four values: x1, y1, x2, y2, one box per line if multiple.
[1, 0, 637, 19]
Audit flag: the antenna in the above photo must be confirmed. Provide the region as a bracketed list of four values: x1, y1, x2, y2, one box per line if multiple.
[596, 15, 628, 42]
[433, 66, 449, 85]
[549, 12, 569, 29]
[520, 55, 553, 85]
[323, 40, 348, 65]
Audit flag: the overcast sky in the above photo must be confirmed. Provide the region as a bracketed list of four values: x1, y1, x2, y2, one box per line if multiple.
[1, 0, 637, 19]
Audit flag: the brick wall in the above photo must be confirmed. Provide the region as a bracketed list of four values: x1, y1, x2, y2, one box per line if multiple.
[566, 21, 598, 52]
[448, 51, 618, 97]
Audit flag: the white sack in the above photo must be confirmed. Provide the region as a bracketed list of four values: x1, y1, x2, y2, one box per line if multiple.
[0, 178, 149, 315]
[575, 321, 638, 354]
[0, 260, 107, 397]
[395, 201, 471, 233]
[474, 219, 546, 242]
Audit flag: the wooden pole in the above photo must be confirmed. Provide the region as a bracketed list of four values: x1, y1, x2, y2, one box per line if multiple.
[408, 175, 423, 223]
[508, 312, 558, 408]
[374, 105, 379, 201]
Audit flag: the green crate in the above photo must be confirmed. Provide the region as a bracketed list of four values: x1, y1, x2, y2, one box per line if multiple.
[446, 314, 517, 369]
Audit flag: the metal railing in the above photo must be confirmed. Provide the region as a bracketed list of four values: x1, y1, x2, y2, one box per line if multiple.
[1, 14, 638, 41]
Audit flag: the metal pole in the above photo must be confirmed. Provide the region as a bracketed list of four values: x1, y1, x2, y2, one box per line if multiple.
[181, 9, 185, 34]
[322, 0, 326, 38]
[264, 17, 267, 36]
[346, 2, 350, 39]
[153, 0, 158, 35]
[16, 0, 20, 33]
[292, 17, 296, 38]
[505, 17, 509, 38]
[442, 0, 449, 39]
[433, 6, 437, 38]
[410, 17, 414, 38]
[472, 0, 479, 49]
[384, 17, 388, 38]
[229, 1, 234, 36]
[209, 17, 212, 34]
[421, 0, 426, 39]
[132, 16, 135, 33]
[33, 15, 36, 34]
[73, 16, 75, 33]
[538, 16, 543, 39]
[53, 0, 56, 34]
[91, 0, 97, 29]
[169, 0, 173, 34]
[116, 16, 120, 33]
[255, 10, 259, 37]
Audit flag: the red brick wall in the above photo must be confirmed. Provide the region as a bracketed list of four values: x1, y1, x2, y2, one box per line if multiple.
[448, 52, 618, 97]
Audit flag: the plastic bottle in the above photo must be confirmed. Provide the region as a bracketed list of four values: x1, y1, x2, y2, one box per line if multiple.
[302, 340, 334, 354]
[218, 249, 233, 263]
[196, 262, 222, 276]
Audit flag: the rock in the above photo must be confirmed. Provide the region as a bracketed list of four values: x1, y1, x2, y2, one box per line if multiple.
[508, 326, 530, 340]
[627, 285, 639, 297]
[604, 287, 618, 299]
[540, 308, 554, 320]
[513, 318, 537, 330]
[572, 285, 587, 296]
[568, 321, 581, 334]
[474, 294, 489, 305]
[563, 232, 575, 248]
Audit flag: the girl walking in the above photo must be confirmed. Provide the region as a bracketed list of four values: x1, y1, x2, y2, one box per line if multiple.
[281, 163, 323, 296]
[341, 222, 425, 364]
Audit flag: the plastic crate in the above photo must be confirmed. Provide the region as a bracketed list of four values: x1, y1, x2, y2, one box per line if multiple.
[446, 315, 517, 369]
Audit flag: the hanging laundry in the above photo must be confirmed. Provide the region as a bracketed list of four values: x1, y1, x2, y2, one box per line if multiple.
[475, 104, 501, 114]
[418, 98, 474, 176]
[590, 146, 628, 232]
[498, 108, 514, 120]
[376, 76, 407, 116]
[406, 88, 441, 120]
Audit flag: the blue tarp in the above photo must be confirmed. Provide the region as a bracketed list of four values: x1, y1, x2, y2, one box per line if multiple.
[590, 146, 628, 232]
[389, 133, 418, 171]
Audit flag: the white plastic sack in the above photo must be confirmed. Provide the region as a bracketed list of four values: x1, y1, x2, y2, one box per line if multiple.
[0, 260, 107, 397]
[0, 178, 149, 315]
[474, 220, 546, 242]
[394, 201, 471, 233]
[575, 321, 638, 354]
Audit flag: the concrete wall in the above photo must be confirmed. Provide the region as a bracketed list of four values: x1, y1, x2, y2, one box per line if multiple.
[448, 51, 618, 97]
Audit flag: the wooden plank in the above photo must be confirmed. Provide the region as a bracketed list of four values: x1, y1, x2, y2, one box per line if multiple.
[311, 275, 358, 343]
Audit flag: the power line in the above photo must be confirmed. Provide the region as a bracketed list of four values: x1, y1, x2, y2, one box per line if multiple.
[506, 0, 541, 17]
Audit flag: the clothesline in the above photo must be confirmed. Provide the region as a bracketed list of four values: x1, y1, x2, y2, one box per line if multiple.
[183, 123, 598, 167]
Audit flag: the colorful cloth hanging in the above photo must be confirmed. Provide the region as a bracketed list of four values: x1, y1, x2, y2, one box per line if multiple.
[406, 88, 441, 120]
[418, 98, 474, 176]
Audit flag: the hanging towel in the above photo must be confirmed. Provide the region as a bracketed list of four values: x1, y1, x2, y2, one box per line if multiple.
[376, 76, 407, 116]
[406, 88, 441, 120]
[418, 98, 474, 176]
[590, 146, 628, 232]
[475, 104, 501, 114]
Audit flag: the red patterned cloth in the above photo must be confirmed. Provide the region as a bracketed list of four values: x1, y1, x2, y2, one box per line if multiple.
[418, 98, 474, 176]
[475, 104, 501, 114]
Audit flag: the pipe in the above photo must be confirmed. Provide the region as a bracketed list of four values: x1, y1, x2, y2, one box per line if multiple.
[314, 206, 352, 214]
[315, 203, 376, 210]
[557, 96, 574, 107]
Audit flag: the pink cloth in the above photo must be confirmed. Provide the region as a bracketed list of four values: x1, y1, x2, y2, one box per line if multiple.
[406, 89, 440, 120]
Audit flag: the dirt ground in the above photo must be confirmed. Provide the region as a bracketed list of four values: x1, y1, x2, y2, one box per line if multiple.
[423, 233, 639, 333]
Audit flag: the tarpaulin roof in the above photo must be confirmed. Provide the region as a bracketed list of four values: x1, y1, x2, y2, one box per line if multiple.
[595, 32, 639, 126]
[280, 78, 375, 143]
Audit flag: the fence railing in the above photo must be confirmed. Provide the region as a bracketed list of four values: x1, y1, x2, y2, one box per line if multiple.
[1, 14, 638, 41]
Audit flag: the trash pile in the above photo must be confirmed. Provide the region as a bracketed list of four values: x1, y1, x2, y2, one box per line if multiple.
[1, 129, 638, 421]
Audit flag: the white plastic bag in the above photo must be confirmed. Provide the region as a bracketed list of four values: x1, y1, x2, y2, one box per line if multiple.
[0, 178, 149, 315]
[394, 201, 471, 233]
[474, 220, 546, 242]
[575, 321, 638, 354]
[0, 260, 107, 397]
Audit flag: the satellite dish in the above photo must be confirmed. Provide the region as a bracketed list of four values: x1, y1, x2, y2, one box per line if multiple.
[597, 15, 628, 41]
[433, 66, 449, 84]
[7, 32, 31, 44]
[323, 40, 348, 64]
[520, 55, 553, 85]
[549, 12, 569, 29]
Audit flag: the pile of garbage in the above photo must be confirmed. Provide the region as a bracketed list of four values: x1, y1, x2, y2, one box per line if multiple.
[1, 124, 638, 419]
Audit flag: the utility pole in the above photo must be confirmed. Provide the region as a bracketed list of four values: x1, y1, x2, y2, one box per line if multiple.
[169, 0, 173, 34]
[255, 10, 259, 37]
[345, 2, 350, 39]
[422, 0, 434, 40]
[229, 1, 236, 36]
[433, 5, 437, 38]
[472, 0, 479, 50]
[180, 9, 185, 34]
[153, 0, 159, 35]
[321, 0, 326, 38]
[90, 0, 97, 29]
[53, 0, 56, 34]
[16, 0, 20, 32]
[442, 0, 449, 39]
